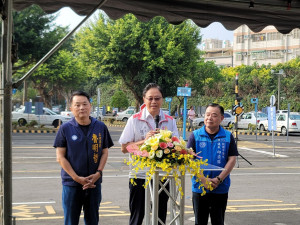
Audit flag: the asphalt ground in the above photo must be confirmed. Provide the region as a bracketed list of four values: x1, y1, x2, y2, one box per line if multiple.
[11, 128, 300, 225]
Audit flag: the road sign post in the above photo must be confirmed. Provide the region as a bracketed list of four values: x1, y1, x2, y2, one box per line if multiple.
[165, 97, 172, 115]
[269, 95, 276, 157]
[251, 98, 259, 141]
[177, 87, 191, 140]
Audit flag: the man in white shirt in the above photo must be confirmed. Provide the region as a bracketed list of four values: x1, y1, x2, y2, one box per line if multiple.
[119, 83, 179, 225]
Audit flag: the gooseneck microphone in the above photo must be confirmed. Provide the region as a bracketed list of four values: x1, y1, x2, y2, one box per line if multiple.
[155, 115, 160, 129]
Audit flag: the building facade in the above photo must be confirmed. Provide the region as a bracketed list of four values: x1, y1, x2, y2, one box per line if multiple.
[202, 39, 233, 67]
[233, 25, 300, 66]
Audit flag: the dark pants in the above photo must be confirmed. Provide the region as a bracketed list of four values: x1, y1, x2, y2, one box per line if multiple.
[188, 119, 193, 131]
[192, 192, 228, 225]
[129, 178, 169, 225]
[62, 184, 102, 225]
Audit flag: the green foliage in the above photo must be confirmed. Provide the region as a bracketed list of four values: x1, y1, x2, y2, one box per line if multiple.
[74, 13, 201, 104]
[13, 5, 70, 63]
[111, 91, 129, 109]
[26, 120, 38, 128]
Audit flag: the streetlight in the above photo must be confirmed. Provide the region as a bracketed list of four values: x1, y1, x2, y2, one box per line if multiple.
[271, 69, 285, 110]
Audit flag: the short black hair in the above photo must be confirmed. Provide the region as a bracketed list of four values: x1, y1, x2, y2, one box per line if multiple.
[206, 103, 224, 115]
[70, 91, 90, 104]
[142, 83, 163, 97]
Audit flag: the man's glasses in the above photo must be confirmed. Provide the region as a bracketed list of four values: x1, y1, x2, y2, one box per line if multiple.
[145, 97, 162, 102]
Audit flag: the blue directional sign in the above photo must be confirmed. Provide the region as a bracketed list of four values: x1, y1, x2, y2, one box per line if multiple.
[251, 98, 258, 104]
[24, 102, 32, 114]
[165, 97, 172, 102]
[267, 106, 276, 131]
[35, 102, 44, 115]
[177, 87, 191, 97]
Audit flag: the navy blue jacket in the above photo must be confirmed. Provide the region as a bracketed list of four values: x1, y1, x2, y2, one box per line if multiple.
[54, 117, 113, 186]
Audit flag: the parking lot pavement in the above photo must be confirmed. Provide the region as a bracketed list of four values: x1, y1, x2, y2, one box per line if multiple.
[12, 130, 300, 225]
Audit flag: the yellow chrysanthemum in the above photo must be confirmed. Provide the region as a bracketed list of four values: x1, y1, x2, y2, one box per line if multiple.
[160, 129, 172, 139]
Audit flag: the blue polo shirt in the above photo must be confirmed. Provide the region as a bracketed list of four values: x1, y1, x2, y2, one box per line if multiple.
[54, 117, 114, 186]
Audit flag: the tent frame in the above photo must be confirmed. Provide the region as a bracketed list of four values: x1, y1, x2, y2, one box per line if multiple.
[0, 0, 105, 224]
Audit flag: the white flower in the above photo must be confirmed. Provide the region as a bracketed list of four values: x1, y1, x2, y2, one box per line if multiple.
[156, 150, 163, 158]
[149, 151, 155, 159]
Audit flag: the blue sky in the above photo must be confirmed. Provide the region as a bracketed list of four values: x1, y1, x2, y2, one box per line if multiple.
[54, 7, 233, 41]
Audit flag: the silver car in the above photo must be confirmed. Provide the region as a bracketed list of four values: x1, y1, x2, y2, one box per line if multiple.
[12, 106, 71, 128]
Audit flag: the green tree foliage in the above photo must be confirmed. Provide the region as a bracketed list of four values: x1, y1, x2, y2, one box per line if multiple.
[111, 91, 129, 109]
[196, 59, 300, 112]
[29, 50, 86, 108]
[13, 5, 70, 69]
[74, 13, 201, 105]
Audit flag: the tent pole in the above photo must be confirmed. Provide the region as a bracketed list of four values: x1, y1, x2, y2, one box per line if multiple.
[12, 0, 107, 88]
[1, 0, 13, 224]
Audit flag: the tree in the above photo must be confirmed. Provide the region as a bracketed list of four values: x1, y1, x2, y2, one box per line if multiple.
[13, 5, 70, 70]
[28, 50, 86, 108]
[74, 13, 202, 105]
[111, 91, 129, 109]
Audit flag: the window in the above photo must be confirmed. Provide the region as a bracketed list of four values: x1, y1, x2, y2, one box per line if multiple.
[292, 29, 300, 39]
[251, 51, 266, 60]
[236, 53, 243, 61]
[267, 50, 284, 59]
[251, 33, 266, 42]
[277, 115, 286, 121]
[237, 35, 244, 43]
[267, 32, 283, 41]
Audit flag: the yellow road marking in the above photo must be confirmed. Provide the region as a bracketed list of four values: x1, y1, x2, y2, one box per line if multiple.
[45, 206, 55, 214]
[229, 199, 283, 202]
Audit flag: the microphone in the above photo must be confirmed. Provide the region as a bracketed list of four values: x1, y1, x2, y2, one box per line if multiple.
[155, 115, 160, 129]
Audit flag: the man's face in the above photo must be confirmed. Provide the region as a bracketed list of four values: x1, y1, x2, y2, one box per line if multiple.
[204, 106, 224, 131]
[143, 88, 163, 116]
[70, 95, 92, 120]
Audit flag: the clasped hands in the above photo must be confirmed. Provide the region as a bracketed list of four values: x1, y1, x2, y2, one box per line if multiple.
[76, 172, 101, 190]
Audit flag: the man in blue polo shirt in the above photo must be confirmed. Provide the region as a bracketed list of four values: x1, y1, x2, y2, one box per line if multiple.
[187, 103, 238, 225]
[54, 91, 113, 225]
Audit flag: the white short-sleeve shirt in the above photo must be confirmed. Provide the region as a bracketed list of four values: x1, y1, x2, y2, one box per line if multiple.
[119, 107, 179, 178]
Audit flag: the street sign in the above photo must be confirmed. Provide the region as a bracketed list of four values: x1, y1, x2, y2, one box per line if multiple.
[35, 102, 44, 115]
[232, 104, 244, 116]
[177, 87, 191, 97]
[270, 95, 276, 106]
[267, 106, 276, 131]
[251, 98, 258, 104]
[24, 102, 32, 114]
[165, 97, 172, 102]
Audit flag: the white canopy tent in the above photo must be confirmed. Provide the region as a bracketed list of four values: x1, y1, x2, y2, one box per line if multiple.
[1, 0, 300, 224]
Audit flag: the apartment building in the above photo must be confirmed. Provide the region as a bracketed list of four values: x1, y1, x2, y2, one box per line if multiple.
[202, 39, 233, 67]
[233, 25, 300, 66]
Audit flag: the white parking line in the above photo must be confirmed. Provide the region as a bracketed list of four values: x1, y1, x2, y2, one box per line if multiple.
[239, 147, 288, 158]
[13, 201, 56, 205]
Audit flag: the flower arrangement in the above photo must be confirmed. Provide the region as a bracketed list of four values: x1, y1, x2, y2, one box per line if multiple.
[126, 129, 211, 196]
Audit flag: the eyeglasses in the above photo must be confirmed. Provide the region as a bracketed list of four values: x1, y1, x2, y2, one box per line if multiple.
[145, 97, 162, 102]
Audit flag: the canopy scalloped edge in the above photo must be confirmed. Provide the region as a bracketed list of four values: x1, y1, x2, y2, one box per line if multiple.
[12, 0, 300, 34]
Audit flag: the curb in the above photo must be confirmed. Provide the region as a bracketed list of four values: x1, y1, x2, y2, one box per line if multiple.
[11, 126, 284, 136]
[12, 129, 57, 134]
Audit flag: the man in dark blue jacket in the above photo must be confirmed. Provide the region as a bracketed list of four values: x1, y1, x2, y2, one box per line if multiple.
[54, 91, 113, 225]
[187, 103, 238, 225]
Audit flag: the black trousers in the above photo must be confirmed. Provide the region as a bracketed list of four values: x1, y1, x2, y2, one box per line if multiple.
[192, 192, 228, 225]
[129, 178, 169, 225]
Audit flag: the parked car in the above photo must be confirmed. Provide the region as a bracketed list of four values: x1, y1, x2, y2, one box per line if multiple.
[221, 112, 235, 127]
[277, 113, 300, 135]
[192, 112, 234, 128]
[260, 113, 300, 135]
[238, 111, 268, 129]
[116, 108, 136, 122]
[192, 117, 205, 127]
[12, 106, 71, 128]
[60, 110, 103, 121]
